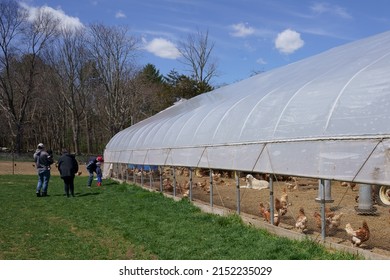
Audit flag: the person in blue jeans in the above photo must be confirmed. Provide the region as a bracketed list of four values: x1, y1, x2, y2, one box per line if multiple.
[87, 155, 104, 187]
[86, 156, 98, 187]
[33, 143, 54, 197]
[96, 156, 104, 186]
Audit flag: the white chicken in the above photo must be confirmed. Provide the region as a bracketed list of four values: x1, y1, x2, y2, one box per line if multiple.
[327, 212, 343, 230]
[295, 207, 308, 233]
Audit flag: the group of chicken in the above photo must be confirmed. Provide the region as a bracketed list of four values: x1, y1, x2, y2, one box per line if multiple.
[259, 189, 370, 247]
[305, 207, 369, 247]
[313, 208, 343, 232]
[258, 188, 289, 227]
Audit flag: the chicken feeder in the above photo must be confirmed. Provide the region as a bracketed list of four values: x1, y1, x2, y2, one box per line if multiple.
[355, 184, 377, 215]
[315, 179, 334, 203]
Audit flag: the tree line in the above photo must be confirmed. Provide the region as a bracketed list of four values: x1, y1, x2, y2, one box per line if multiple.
[0, 0, 217, 155]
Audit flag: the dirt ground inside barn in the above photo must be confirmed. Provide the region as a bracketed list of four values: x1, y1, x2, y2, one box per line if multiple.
[2, 161, 390, 258]
[157, 169, 390, 258]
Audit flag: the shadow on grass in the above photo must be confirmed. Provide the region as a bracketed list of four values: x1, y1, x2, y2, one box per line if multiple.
[50, 192, 101, 198]
[101, 181, 119, 186]
[76, 192, 101, 197]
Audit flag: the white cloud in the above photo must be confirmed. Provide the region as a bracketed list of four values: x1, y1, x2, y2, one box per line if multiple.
[230, 22, 255, 37]
[20, 3, 84, 32]
[115, 11, 126, 19]
[256, 58, 267, 65]
[311, 3, 352, 19]
[274, 29, 304, 54]
[144, 38, 181, 59]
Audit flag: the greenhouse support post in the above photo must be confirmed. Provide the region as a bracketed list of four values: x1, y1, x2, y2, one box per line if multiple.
[235, 171, 240, 214]
[141, 168, 144, 186]
[159, 166, 163, 192]
[189, 168, 193, 201]
[320, 179, 326, 240]
[149, 170, 153, 189]
[210, 169, 213, 207]
[173, 166, 176, 197]
[126, 168, 128, 182]
[269, 176, 274, 225]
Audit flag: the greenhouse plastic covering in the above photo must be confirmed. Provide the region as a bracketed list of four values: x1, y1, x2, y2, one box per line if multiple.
[104, 30, 390, 186]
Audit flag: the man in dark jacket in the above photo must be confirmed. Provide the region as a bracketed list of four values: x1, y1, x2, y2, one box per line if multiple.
[86, 156, 98, 188]
[57, 149, 79, 197]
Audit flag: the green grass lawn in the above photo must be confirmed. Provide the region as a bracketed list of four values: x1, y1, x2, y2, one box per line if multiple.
[0, 175, 359, 260]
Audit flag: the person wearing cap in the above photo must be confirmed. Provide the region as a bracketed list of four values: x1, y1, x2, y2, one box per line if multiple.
[96, 156, 104, 186]
[33, 143, 54, 197]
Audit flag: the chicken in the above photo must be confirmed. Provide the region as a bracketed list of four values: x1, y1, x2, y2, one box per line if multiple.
[182, 189, 190, 198]
[163, 178, 173, 192]
[325, 207, 335, 219]
[275, 197, 282, 213]
[195, 168, 206, 178]
[350, 183, 357, 191]
[295, 207, 308, 233]
[324, 207, 343, 230]
[259, 202, 280, 226]
[259, 202, 271, 222]
[341, 181, 357, 191]
[314, 209, 342, 231]
[274, 198, 286, 218]
[212, 172, 221, 182]
[345, 220, 370, 247]
[280, 188, 288, 206]
[285, 177, 298, 191]
[279, 206, 288, 216]
[328, 212, 343, 230]
[273, 212, 280, 226]
[178, 180, 189, 195]
[197, 179, 209, 193]
[279, 188, 289, 215]
[313, 211, 323, 229]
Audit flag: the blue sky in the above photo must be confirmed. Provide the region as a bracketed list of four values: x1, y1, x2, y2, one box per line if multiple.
[21, 0, 390, 86]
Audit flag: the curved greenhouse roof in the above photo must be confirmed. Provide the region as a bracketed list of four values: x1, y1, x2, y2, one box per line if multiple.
[104, 30, 390, 186]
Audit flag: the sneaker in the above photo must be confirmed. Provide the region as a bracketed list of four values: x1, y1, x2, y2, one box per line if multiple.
[36, 192, 41, 197]
[87, 185, 91, 188]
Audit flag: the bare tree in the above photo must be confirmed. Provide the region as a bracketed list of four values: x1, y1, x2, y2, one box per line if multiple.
[0, 0, 59, 153]
[48, 27, 92, 154]
[87, 24, 139, 136]
[178, 29, 218, 86]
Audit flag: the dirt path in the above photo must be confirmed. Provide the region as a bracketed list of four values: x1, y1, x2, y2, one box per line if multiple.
[0, 161, 88, 176]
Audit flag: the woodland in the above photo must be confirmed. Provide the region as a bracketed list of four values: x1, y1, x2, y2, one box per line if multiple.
[0, 0, 218, 155]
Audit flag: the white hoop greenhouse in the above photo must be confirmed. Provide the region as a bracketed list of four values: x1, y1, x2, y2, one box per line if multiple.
[103, 30, 390, 187]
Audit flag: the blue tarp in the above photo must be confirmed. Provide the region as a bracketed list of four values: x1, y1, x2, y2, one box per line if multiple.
[128, 164, 158, 171]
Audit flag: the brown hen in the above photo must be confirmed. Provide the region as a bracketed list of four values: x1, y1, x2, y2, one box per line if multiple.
[345, 220, 370, 247]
